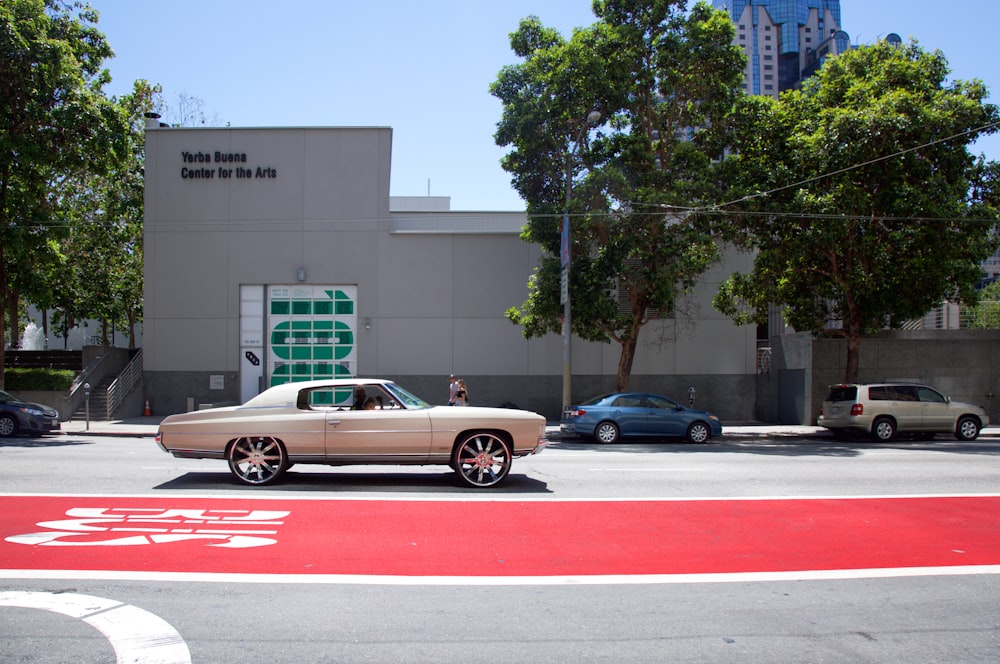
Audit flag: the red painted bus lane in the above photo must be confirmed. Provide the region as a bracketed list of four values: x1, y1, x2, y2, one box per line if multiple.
[1, 495, 998, 578]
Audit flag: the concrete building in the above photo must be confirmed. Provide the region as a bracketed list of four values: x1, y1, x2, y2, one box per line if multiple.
[142, 123, 760, 421]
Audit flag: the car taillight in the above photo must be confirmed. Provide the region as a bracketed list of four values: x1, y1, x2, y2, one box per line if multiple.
[565, 408, 585, 417]
[851, 404, 863, 416]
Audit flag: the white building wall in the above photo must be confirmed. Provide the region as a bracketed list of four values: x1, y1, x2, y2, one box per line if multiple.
[143, 126, 759, 420]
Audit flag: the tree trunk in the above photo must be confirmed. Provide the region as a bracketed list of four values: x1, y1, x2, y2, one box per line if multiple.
[616, 325, 640, 392]
[127, 309, 137, 349]
[7, 290, 18, 351]
[844, 333, 861, 384]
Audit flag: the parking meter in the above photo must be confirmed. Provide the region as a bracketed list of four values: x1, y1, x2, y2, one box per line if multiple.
[84, 382, 92, 431]
[688, 386, 695, 407]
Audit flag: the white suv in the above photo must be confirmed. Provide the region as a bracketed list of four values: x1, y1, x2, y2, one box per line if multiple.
[818, 383, 989, 441]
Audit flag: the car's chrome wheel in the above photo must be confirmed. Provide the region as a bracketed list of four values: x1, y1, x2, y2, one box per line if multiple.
[955, 416, 981, 441]
[595, 421, 620, 444]
[872, 417, 896, 442]
[686, 422, 711, 444]
[454, 432, 511, 488]
[0, 414, 16, 437]
[228, 436, 287, 486]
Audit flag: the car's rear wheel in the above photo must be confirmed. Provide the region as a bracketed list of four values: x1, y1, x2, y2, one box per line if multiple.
[686, 421, 711, 444]
[227, 436, 288, 486]
[871, 417, 896, 442]
[0, 414, 17, 437]
[955, 416, 981, 441]
[453, 432, 512, 488]
[594, 421, 620, 444]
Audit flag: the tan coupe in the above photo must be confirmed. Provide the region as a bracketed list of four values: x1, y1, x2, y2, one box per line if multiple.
[156, 378, 548, 487]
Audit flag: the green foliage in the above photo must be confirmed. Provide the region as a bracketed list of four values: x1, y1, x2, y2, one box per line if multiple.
[714, 39, 1000, 381]
[962, 280, 1000, 328]
[4, 368, 75, 391]
[0, 0, 128, 385]
[492, 1, 746, 389]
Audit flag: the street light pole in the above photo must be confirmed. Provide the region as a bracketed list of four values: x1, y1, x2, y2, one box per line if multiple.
[561, 109, 601, 412]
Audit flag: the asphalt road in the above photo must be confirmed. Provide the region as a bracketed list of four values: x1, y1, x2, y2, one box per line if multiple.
[2, 431, 998, 663]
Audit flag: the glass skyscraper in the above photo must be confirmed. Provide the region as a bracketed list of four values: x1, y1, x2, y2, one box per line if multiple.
[712, 1, 850, 96]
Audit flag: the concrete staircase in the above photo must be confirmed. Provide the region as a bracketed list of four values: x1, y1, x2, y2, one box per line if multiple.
[71, 375, 115, 421]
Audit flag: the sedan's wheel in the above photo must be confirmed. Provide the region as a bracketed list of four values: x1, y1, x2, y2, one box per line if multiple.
[955, 416, 981, 441]
[227, 436, 287, 486]
[686, 421, 711, 444]
[0, 414, 17, 437]
[453, 432, 512, 488]
[594, 421, 620, 444]
[871, 417, 896, 442]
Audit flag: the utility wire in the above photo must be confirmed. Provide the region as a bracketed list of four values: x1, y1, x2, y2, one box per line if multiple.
[629, 120, 1000, 214]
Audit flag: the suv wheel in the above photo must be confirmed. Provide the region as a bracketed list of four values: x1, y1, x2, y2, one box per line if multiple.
[955, 416, 981, 441]
[871, 417, 896, 442]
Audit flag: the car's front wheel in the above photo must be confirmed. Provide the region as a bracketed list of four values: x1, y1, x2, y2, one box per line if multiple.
[594, 421, 620, 444]
[453, 432, 512, 488]
[227, 436, 288, 486]
[871, 417, 896, 442]
[0, 414, 17, 437]
[686, 421, 711, 444]
[955, 416, 981, 441]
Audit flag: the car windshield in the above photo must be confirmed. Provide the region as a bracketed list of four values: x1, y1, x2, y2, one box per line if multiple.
[383, 382, 431, 409]
[581, 394, 614, 406]
[0, 390, 24, 404]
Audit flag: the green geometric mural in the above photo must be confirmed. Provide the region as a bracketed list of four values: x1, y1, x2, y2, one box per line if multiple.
[267, 286, 357, 394]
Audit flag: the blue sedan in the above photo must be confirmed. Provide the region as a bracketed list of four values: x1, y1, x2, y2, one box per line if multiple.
[561, 392, 722, 444]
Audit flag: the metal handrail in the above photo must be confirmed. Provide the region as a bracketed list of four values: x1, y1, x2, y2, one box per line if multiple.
[69, 353, 110, 398]
[106, 349, 143, 419]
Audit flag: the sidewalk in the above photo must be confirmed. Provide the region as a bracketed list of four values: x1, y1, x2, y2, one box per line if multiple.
[57, 417, 1000, 440]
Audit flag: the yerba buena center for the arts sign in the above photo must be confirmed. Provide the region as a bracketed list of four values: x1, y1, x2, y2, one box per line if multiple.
[180, 151, 278, 180]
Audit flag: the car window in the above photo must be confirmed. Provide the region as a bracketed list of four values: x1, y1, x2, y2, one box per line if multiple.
[645, 396, 679, 410]
[611, 396, 642, 408]
[916, 386, 946, 403]
[891, 386, 919, 401]
[869, 386, 894, 401]
[826, 386, 857, 402]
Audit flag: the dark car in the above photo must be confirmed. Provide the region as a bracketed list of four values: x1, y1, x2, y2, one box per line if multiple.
[561, 392, 722, 444]
[0, 390, 61, 437]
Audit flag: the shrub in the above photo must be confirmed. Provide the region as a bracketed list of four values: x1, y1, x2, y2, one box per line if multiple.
[4, 368, 75, 391]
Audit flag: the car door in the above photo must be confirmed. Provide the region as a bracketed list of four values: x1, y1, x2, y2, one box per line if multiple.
[915, 385, 952, 431]
[885, 385, 922, 432]
[642, 395, 687, 437]
[607, 395, 647, 437]
[322, 385, 433, 462]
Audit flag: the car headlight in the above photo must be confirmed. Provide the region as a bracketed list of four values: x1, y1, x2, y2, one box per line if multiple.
[19, 406, 44, 416]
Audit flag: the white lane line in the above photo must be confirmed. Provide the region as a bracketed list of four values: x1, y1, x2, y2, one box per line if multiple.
[1, 565, 998, 586]
[0, 591, 191, 663]
[5, 492, 998, 502]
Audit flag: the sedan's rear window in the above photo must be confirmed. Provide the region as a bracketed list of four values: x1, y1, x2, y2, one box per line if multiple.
[825, 386, 857, 402]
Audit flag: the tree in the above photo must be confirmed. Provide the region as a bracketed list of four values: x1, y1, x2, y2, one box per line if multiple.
[713, 40, 1000, 382]
[0, 0, 126, 385]
[56, 79, 158, 348]
[492, 0, 745, 392]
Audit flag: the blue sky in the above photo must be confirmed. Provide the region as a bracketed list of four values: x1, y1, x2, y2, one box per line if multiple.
[93, 0, 999, 211]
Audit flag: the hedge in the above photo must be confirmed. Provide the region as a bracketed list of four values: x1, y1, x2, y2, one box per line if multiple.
[3, 368, 76, 391]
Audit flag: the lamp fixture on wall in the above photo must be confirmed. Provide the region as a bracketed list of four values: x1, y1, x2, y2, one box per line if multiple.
[364, 318, 372, 331]
[296, 267, 306, 282]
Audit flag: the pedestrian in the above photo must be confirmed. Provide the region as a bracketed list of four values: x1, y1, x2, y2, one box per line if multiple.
[456, 379, 469, 406]
[448, 374, 458, 406]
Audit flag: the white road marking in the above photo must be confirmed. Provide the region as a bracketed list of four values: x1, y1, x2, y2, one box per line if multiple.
[0, 591, 191, 663]
[0, 565, 998, 586]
